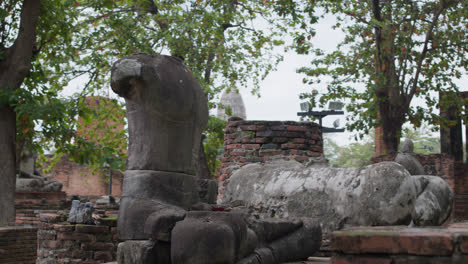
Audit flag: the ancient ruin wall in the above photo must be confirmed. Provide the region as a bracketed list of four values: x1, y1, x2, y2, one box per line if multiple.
[37, 213, 118, 264]
[217, 120, 323, 198]
[15, 191, 68, 226]
[0, 226, 37, 263]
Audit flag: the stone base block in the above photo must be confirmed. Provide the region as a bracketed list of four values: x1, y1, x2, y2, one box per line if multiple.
[117, 240, 170, 264]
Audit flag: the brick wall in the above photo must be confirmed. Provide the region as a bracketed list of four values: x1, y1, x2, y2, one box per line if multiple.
[0, 226, 37, 264]
[217, 120, 323, 198]
[454, 162, 468, 220]
[46, 158, 123, 197]
[37, 213, 118, 264]
[14, 191, 68, 227]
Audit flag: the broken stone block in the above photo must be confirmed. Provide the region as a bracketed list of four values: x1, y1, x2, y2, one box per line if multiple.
[68, 200, 94, 224]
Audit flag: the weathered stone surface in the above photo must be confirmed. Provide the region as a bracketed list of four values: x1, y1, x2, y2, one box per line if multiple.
[68, 200, 94, 224]
[16, 150, 63, 192]
[171, 212, 246, 264]
[395, 139, 425, 175]
[117, 241, 158, 264]
[400, 139, 414, 153]
[112, 54, 322, 264]
[111, 53, 208, 175]
[117, 170, 196, 240]
[197, 178, 218, 204]
[16, 177, 63, 192]
[395, 153, 425, 175]
[412, 176, 453, 226]
[223, 160, 452, 237]
[171, 211, 321, 264]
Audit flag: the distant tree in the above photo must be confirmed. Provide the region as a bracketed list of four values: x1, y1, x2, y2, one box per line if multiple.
[324, 135, 374, 168]
[400, 124, 440, 154]
[203, 116, 226, 178]
[297, 0, 468, 154]
[325, 125, 440, 167]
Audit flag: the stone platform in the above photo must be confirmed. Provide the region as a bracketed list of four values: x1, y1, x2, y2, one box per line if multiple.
[330, 221, 468, 263]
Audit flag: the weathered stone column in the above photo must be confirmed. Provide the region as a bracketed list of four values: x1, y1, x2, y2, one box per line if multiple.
[0, 106, 16, 226]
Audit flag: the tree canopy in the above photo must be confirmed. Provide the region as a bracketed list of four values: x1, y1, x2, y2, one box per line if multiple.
[1, 0, 316, 176]
[298, 0, 468, 153]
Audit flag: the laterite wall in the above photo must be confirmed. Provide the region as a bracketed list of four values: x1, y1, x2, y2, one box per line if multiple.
[217, 120, 324, 198]
[0, 226, 37, 264]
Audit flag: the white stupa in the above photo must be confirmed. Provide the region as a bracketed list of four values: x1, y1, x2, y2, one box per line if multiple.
[217, 89, 247, 121]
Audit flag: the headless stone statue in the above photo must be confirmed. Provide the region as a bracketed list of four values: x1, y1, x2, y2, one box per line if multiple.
[112, 53, 321, 264]
[16, 149, 63, 192]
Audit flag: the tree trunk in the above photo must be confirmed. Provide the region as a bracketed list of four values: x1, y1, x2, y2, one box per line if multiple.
[0, 0, 41, 226]
[377, 100, 406, 155]
[0, 107, 16, 226]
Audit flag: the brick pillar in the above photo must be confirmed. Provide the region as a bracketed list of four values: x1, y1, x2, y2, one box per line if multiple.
[439, 92, 463, 161]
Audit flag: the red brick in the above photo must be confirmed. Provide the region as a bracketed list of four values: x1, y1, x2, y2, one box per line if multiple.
[241, 137, 255, 143]
[230, 151, 246, 157]
[306, 151, 321, 157]
[39, 213, 62, 223]
[254, 138, 266, 143]
[41, 240, 62, 249]
[287, 125, 306, 131]
[81, 242, 115, 251]
[308, 134, 322, 140]
[243, 144, 260, 150]
[289, 150, 302, 155]
[38, 230, 57, 240]
[54, 224, 75, 232]
[71, 249, 93, 259]
[94, 251, 113, 261]
[294, 156, 309, 162]
[226, 144, 241, 150]
[294, 138, 306, 143]
[277, 131, 304, 138]
[57, 232, 94, 242]
[332, 228, 454, 256]
[75, 225, 109, 234]
[259, 150, 282, 157]
[239, 125, 256, 131]
[331, 256, 392, 264]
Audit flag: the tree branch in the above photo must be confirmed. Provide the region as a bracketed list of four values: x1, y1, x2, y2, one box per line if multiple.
[406, 5, 446, 109]
[0, 0, 41, 90]
[398, 18, 417, 94]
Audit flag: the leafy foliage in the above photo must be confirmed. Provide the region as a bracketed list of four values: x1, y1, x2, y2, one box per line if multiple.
[325, 125, 440, 167]
[1, 0, 316, 173]
[298, 0, 468, 152]
[324, 135, 375, 168]
[203, 116, 226, 178]
[400, 125, 440, 154]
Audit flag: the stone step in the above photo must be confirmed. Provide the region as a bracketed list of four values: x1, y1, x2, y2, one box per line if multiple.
[329, 222, 468, 263]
